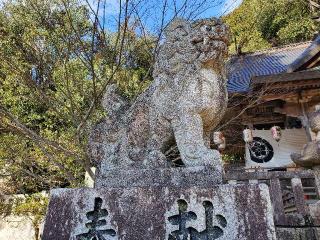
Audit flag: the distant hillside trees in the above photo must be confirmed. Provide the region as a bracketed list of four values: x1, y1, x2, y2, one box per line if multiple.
[224, 0, 316, 53]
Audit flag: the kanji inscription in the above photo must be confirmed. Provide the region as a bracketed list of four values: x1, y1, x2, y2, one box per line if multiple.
[168, 199, 227, 240]
[168, 199, 197, 240]
[76, 197, 116, 240]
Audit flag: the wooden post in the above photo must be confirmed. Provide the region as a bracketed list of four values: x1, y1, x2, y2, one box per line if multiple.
[313, 165, 320, 198]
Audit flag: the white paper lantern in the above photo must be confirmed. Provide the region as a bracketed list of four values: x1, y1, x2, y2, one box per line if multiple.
[271, 126, 282, 142]
[213, 131, 224, 145]
[243, 129, 253, 143]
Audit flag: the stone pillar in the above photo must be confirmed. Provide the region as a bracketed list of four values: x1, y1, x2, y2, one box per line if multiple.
[313, 166, 320, 199]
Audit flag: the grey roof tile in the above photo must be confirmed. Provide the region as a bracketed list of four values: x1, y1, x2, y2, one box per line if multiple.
[226, 42, 312, 93]
[287, 35, 320, 72]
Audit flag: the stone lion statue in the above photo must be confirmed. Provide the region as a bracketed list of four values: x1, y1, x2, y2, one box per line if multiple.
[89, 18, 229, 171]
[291, 105, 320, 167]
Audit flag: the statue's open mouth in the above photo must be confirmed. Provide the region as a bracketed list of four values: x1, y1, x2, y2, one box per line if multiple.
[191, 37, 228, 61]
[191, 36, 228, 50]
[191, 36, 226, 44]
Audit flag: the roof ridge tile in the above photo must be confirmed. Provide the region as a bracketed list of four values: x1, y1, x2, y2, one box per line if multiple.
[230, 41, 312, 58]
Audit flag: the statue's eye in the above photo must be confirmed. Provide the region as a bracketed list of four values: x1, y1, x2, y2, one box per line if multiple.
[202, 25, 212, 32]
[176, 26, 188, 36]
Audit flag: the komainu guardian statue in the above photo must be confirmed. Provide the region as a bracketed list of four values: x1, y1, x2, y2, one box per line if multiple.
[89, 18, 230, 170]
[291, 105, 320, 167]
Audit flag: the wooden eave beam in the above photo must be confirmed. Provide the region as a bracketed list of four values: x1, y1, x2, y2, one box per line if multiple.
[286, 35, 320, 72]
[310, 0, 320, 8]
[296, 51, 320, 71]
[262, 79, 320, 90]
[259, 89, 320, 102]
[241, 115, 286, 125]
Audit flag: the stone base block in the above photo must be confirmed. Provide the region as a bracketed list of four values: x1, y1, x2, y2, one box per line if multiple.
[276, 227, 320, 240]
[42, 184, 276, 240]
[95, 166, 222, 188]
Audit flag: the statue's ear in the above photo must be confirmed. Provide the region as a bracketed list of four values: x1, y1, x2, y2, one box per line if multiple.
[191, 17, 222, 30]
[164, 18, 189, 40]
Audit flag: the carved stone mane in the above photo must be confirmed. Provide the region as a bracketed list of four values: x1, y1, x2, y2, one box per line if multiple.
[154, 18, 228, 78]
[89, 17, 230, 172]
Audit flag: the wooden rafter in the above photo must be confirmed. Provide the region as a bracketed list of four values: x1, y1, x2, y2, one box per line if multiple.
[310, 0, 320, 22]
[310, 0, 320, 8]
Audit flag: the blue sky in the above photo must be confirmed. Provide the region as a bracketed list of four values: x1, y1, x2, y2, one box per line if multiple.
[87, 0, 243, 16]
[0, 0, 242, 16]
[0, 0, 243, 32]
[219, 0, 243, 15]
[86, 0, 243, 32]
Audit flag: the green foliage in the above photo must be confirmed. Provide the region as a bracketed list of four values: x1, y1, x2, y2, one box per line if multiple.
[12, 193, 48, 225]
[0, 0, 94, 193]
[0, 0, 154, 196]
[0, 193, 48, 227]
[222, 153, 245, 164]
[224, 0, 316, 53]
[116, 67, 153, 99]
[114, 25, 155, 98]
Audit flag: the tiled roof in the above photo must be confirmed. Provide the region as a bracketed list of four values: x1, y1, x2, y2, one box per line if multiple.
[287, 35, 320, 72]
[226, 42, 312, 93]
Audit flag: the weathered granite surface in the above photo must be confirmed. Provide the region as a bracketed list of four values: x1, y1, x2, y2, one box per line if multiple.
[95, 166, 222, 188]
[42, 184, 276, 240]
[0, 215, 38, 240]
[276, 227, 320, 240]
[88, 17, 230, 172]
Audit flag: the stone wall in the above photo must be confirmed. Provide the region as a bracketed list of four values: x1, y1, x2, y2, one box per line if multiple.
[0, 215, 39, 240]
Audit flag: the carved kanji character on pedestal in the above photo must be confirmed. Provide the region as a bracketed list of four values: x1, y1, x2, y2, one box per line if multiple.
[76, 198, 116, 240]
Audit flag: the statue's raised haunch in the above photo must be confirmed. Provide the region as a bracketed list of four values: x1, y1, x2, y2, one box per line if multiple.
[291, 105, 320, 167]
[89, 18, 230, 170]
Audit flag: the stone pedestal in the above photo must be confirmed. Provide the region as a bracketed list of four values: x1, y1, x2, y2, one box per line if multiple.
[95, 166, 222, 188]
[42, 177, 276, 239]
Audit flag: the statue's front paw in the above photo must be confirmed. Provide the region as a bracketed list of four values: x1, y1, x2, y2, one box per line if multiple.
[182, 149, 222, 169]
[290, 153, 302, 163]
[143, 150, 167, 169]
[291, 142, 320, 167]
[201, 149, 221, 166]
